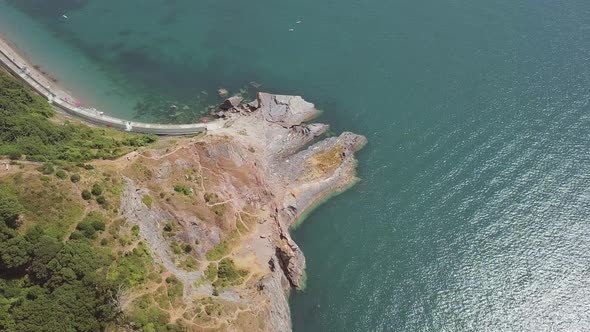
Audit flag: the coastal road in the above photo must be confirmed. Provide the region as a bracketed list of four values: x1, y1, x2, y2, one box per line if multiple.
[0, 39, 213, 136]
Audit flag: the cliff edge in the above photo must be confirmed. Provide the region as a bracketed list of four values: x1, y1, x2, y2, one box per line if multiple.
[117, 92, 366, 331]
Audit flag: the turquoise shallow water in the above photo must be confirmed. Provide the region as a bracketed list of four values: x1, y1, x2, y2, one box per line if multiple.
[2, 0, 590, 330]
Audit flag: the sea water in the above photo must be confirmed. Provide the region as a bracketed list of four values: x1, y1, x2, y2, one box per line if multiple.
[1, 0, 589, 330]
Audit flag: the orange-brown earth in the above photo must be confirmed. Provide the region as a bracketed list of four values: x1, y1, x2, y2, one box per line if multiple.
[1, 93, 365, 331]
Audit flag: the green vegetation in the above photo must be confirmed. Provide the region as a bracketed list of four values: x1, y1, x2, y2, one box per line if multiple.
[38, 163, 54, 175]
[2, 174, 84, 239]
[179, 256, 199, 271]
[70, 173, 81, 183]
[81, 190, 92, 200]
[165, 276, 183, 298]
[172, 242, 184, 255]
[214, 258, 247, 288]
[8, 151, 21, 160]
[0, 190, 117, 331]
[96, 195, 107, 206]
[108, 242, 152, 288]
[0, 71, 156, 163]
[127, 295, 183, 332]
[0, 73, 194, 330]
[199, 259, 247, 291]
[205, 240, 230, 261]
[142, 194, 153, 208]
[173, 184, 191, 196]
[91, 183, 103, 196]
[55, 169, 67, 180]
[0, 184, 24, 229]
[70, 212, 106, 240]
[204, 263, 218, 282]
[131, 224, 140, 238]
[163, 221, 175, 233]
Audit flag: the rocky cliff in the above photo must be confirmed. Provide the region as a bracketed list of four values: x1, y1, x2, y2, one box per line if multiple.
[118, 92, 366, 331]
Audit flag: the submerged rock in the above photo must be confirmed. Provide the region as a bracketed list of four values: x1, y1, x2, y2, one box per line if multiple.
[218, 88, 229, 97]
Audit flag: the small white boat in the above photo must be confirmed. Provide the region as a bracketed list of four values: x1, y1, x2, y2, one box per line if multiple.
[62, 14, 68, 19]
[289, 28, 295, 32]
[296, 20, 302, 24]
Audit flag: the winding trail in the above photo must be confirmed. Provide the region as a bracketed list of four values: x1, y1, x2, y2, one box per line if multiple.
[120, 177, 203, 300]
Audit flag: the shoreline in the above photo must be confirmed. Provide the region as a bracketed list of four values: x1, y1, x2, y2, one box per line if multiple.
[0, 33, 76, 103]
[0, 33, 212, 135]
[0, 28, 367, 331]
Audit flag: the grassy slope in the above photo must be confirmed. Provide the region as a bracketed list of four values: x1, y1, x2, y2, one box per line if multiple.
[0, 70, 190, 332]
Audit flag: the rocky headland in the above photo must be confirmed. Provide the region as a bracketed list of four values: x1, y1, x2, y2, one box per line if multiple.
[99, 93, 364, 331]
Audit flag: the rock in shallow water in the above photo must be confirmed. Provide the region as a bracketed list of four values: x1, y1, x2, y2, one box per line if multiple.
[220, 95, 243, 110]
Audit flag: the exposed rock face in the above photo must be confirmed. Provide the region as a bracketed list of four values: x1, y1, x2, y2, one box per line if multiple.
[257, 92, 319, 128]
[260, 259, 293, 332]
[119, 92, 365, 331]
[211, 93, 366, 329]
[220, 96, 243, 110]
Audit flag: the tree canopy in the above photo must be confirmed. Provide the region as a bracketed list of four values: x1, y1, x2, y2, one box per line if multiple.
[0, 195, 117, 331]
[0, 70, 156, 163]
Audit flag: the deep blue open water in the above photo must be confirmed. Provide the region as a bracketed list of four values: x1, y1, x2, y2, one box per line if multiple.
[1, 0, 589, 330]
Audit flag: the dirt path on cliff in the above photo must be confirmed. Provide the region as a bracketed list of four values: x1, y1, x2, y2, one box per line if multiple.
[120, 176, 204, 300]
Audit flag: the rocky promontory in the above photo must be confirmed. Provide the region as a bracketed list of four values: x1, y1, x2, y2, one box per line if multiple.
[118, 92, 366, 331]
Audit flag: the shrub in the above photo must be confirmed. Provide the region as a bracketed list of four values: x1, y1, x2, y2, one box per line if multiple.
[205, 241, 230, 261]
[200, 259, 247, 289]
[173, 244, 183, 255]
[204, 263, 217, 278]
[81, 190, 92, 200]
[69, 230, 84, 240]
[163, 221, 174, 233]
[38, 163, 54, 175]
[165, 276, 183, 298]
[213, 258, 247, 288]
[70, 174, 81, 183]
[203, 192, 218, 203]
[131, 225, 140, 237]
[8, 151, 21, 160]
[75, 212, 106, 239]
[91, 184, 102, 196]
[96, 196, 106, 205]
[108, 242, 151, 287]
[55, 170, 67, 179]
[180, 256, 199, 271]
[173, 185, 191, 196]
[141, 195, 152, 208]
[0, 185, 25, 228]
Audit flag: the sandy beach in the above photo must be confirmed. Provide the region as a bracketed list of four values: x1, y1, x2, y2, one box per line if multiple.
[0, 33, 81, 105]
[0, 33, 211, 135]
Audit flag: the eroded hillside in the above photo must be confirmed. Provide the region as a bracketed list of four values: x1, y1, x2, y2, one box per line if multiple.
[0, 69, 365, 332]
